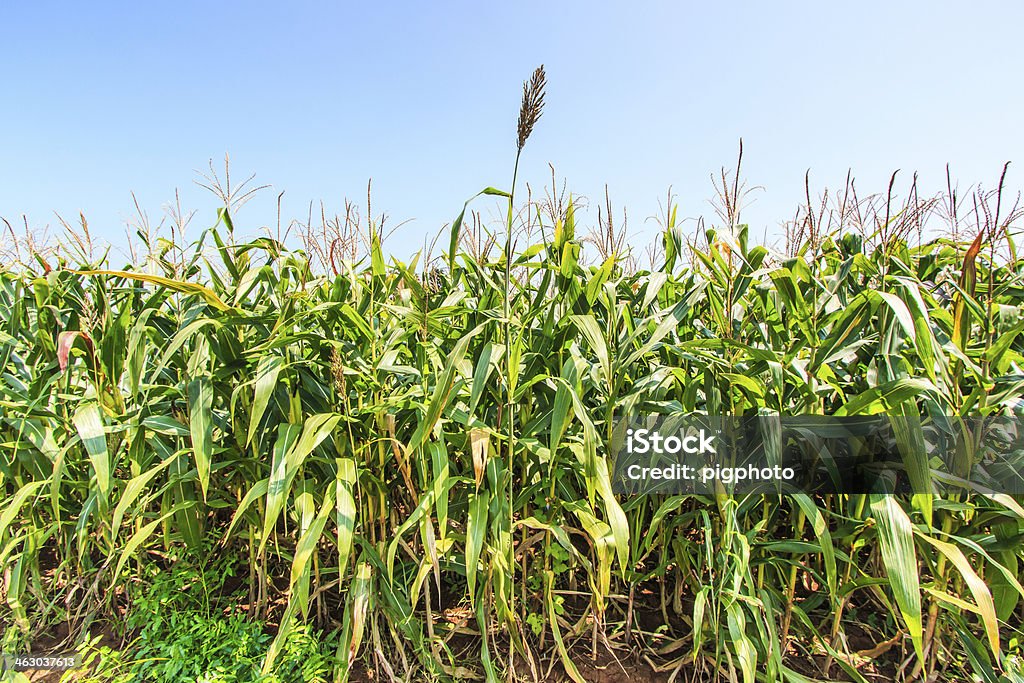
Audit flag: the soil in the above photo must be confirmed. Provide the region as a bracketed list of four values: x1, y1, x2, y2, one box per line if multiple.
[554, 651, 671, 682]
[14, 625, 904, 683]
[13, 578, 908, 683]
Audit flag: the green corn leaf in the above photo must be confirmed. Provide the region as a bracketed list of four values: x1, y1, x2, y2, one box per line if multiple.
[869, 493, 923, 662]
[260, 423, 303, 554]
[290, 487, 336, 619]
[113, 502, 194, 582]
[916, 530, 1000, 660]
[466, 491, 488, 606]
[0, 481, 47, 542]
[336, 457, 357, 574]
[545, 569, 585, 683]
[75, 269, 233, 311]
[247, 355, 284, 447]
[833, 378, 937, 416]
[188, 377, 213, 501]
[791, 493, 837, 602]
[73, 403, 111, 513]
[261, 416, 340, 553]
[407, 323, 486, 453]
[223, 478, 269, 541]
[110, 452, 176, 543]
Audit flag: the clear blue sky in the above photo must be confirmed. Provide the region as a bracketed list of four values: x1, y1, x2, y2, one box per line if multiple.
[2, 2, 1022, 260]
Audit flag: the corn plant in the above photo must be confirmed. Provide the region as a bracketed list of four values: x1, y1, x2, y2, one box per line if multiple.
[3, 70, 1024, 683]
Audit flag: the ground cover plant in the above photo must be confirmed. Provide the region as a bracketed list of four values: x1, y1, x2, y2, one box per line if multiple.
[3, 67, 1024, 682]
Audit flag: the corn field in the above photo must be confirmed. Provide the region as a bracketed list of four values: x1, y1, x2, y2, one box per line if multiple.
[3, 75, 1024, 682]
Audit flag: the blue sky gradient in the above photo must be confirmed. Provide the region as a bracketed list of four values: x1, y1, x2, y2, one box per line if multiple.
[2, 2, 1022, 259]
